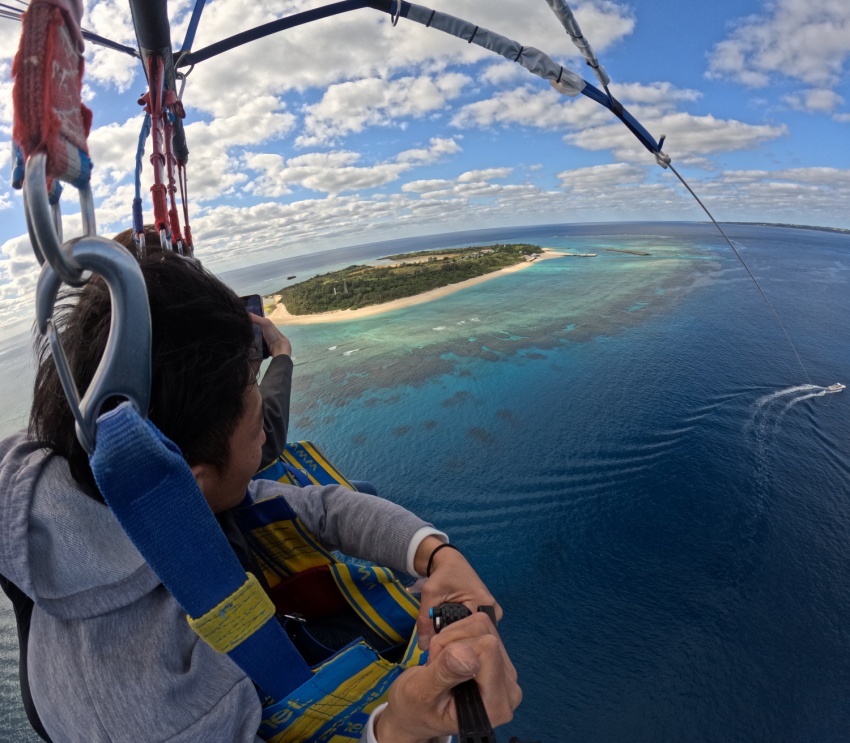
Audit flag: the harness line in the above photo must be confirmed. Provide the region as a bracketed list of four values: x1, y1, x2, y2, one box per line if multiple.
[667, 162, 812, 384]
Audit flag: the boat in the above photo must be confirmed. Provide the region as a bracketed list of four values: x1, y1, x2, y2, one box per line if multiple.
[287, 275, 297, 280]
[827, 383, 845, 392]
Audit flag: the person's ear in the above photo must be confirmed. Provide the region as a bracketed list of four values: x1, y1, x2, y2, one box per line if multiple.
[190, 463, 211, 495]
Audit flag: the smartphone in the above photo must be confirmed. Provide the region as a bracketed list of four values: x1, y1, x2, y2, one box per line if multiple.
[241, 294, 271, 361]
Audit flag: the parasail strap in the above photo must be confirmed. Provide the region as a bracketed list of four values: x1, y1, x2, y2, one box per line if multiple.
[89, 402, 313, 702]
[12, 0, 92, 189]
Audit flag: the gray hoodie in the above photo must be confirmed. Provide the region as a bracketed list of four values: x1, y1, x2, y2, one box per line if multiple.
[0, 432, 432, 743]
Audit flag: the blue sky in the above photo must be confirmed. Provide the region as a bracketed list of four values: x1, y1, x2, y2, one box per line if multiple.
[1, 0, 849, 338]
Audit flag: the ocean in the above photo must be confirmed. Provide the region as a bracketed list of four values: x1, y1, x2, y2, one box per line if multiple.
[2, 221, 849, 742]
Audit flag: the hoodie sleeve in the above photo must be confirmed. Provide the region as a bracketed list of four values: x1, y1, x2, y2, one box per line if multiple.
[258, 354, 294, 469]
[250, 480, 439, 574]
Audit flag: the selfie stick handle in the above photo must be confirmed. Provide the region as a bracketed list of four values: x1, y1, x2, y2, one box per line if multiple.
[430, 603, 498, 743]
[454, 678, 497, 743]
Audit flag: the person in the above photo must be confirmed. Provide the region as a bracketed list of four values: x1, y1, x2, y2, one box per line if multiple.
[0, 250, 521, 742]
[112, 225, 296, 473]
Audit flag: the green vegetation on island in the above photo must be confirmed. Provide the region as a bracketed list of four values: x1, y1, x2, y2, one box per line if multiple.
[275, 243, 543, 315]
[721, 222, 850, 236]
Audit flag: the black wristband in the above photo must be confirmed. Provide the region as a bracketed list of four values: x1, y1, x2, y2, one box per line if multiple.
[426, 542, 461, 577]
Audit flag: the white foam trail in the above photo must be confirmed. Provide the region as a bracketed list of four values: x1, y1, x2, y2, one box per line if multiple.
[342, 348, 361, 356]
[432, 326, 447, 331]
[327, 346, 337, 350]
[754, 384, 819, 409]
[781, 390, 827, 414]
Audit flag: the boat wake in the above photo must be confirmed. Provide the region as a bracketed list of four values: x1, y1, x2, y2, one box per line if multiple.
[753, 384, 820, 410]
[745, 383, 842, 513]
[750, 383, 840, 433]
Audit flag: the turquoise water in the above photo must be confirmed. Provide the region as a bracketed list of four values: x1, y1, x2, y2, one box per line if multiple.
[2, 222, 850, 741]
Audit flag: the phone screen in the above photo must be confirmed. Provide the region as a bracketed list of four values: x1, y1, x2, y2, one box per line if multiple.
[241, 294, 270, 360]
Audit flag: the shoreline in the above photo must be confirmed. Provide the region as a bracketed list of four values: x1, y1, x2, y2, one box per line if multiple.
[266, 249, 569, 325]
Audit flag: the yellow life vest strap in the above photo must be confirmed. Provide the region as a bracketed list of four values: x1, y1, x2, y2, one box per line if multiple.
[187, 573, 276, 654]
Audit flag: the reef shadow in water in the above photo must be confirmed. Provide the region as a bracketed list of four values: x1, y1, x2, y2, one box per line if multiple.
[291, 249, 717, 417]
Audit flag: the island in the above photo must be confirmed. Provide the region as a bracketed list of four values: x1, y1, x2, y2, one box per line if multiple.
[264, 244, 575, 325]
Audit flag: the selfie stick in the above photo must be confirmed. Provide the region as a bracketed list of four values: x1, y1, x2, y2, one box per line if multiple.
[430, 603, 498, 743]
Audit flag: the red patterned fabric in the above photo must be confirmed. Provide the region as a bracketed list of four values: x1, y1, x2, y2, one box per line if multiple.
[11, 0, 92, 185]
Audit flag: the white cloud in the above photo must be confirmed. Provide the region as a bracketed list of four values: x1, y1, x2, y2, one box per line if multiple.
[183, 97, 296, 199]
[244, 137, 461, 196]
[396, 137, 461, 164]
[0, 234, 40, 333]
[565, 112, 788, 162]
[782, 88, 845, 113]
[458, 168, 512, 182]
[557, 162, 647, 190]
[707, 0, 850, 89]
[0, 61, 13, 133]
[451, 81, 701, 130]
[82, 0, 139, 91]
[449, 81, 780, 163]
[181, 0, 635, 118]
[721, 167, 850, 188]
[297, 73, 470, 147]
[246, 150, 407, 195]
[452, 85, 606, 129]
[402, 179, 454, 194]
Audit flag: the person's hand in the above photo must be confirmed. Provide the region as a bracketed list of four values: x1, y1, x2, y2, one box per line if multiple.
[414, 536, 503, 650]
[249, 313, 292, 357]
[374, 612, 521, 743]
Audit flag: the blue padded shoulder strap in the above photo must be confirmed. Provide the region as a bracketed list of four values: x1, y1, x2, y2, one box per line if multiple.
[89, 402, 311, 700]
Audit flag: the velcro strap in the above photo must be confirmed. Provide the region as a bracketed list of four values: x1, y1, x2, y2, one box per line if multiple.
[188, 573, 275, 654]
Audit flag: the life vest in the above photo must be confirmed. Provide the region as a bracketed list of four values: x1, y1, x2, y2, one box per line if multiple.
[235, 490, 423, 741]
[91, 409, 422, 743]
[254, 440, 357, 489]
[244, 441, 424, 742]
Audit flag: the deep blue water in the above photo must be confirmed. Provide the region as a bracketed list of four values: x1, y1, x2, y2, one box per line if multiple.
[2, 222, 850, 742]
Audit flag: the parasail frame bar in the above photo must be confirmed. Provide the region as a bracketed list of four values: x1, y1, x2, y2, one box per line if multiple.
[178, 0, 372, 67]
[82, 30, 140, 58]
[579, 82, 661, 156]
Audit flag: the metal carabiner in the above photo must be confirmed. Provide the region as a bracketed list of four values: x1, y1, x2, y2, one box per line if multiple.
[24, 152, 96, 286]
[36, 235, 152, 454]
[136, 230, 147, 259]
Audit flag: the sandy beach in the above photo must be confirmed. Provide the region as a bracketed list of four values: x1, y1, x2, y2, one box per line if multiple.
[266, 249, 570, 325]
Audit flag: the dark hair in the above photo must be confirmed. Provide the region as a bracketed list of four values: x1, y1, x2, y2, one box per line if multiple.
[29, 251, 254, 500]
[112, 225, 167, 260]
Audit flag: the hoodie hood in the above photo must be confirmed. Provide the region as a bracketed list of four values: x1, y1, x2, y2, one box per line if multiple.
[0, 432, 159, 620]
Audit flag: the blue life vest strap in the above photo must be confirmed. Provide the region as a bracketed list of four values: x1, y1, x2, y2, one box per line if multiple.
[254, 457, 313, 487]
[89, 402, 312, 700]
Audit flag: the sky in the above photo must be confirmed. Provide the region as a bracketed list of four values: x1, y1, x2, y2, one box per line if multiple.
[1, 0, 849, 339]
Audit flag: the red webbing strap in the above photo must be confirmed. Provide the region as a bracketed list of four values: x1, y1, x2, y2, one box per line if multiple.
[138, 55, 175, 244]
[11, 0, 92, 187]
[162, 112, 185, 248]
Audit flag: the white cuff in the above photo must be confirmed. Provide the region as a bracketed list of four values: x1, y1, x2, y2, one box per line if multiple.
[365, 703, 452, 743]
[406, 527, 448, 578]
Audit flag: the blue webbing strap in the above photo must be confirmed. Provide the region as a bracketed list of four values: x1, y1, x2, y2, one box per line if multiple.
[180, 0, 207, 52]
[89, 402, 312, 700]
[253, 458, 313, 487]
[132, 113, 152, 235]
[11, 142, 25, 189]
